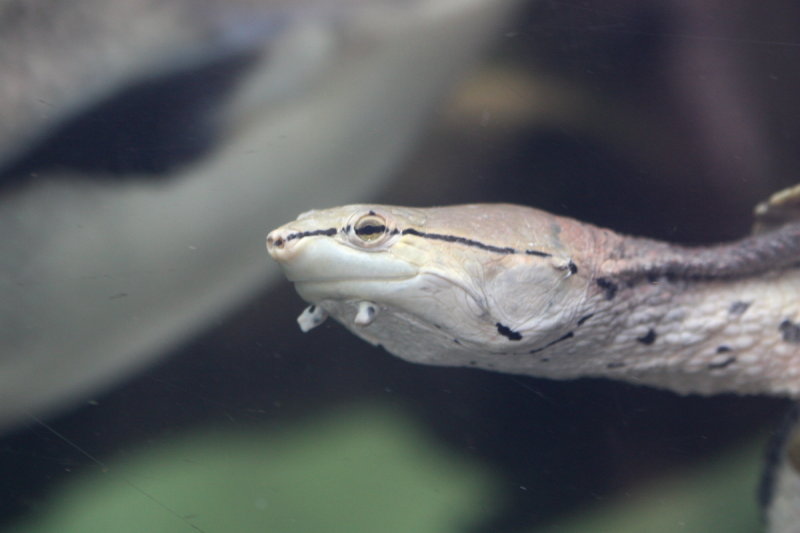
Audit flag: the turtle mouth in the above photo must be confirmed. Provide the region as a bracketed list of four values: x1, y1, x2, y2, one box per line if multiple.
[291, 273, 417, 284]
[292, 276, 419, 307]
[268, 227, 419, 283]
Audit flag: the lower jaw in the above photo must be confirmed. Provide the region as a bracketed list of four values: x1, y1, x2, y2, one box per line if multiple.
[292, 278, 414, 302]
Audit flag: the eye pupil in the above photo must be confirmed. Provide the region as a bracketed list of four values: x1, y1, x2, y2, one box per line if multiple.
[353, 215, 387, 242]
[355, 224, 385, 236]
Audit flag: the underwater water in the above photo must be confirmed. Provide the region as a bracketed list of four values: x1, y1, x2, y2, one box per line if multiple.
[1, 1, 799, 532]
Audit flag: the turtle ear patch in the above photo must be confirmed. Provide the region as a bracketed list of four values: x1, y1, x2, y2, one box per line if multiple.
[549, 256, 578, 276]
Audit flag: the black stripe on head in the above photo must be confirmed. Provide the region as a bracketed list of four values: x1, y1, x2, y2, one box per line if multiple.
[286, 228, 337, 241]
[525, 249, 552, 258]
[403, 228, 518, 254]
[286, 222, 554, 259]
[401, 228, 552, 257]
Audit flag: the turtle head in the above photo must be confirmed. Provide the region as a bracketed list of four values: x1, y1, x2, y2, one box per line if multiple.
[267, 204, 586, 368]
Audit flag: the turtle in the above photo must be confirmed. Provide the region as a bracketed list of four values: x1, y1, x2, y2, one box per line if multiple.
[267, 183, 800, 531]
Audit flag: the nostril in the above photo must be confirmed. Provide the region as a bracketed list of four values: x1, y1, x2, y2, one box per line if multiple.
[266, 232, 285, 251]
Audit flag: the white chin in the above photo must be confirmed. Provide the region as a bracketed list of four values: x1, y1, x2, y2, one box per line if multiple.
[293, 278, 412, 303]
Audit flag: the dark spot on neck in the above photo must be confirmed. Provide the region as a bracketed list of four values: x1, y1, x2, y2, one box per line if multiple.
[577, 313, 594, 326]
[636, 328, 657, 345]
[716, 345, 732, 353]
[595, 277, 618, 300]
[779, 320, 800, 343]
[496, 322, 522, 341]
[728, 301, 751, 315]
[708, 356, 736, 370]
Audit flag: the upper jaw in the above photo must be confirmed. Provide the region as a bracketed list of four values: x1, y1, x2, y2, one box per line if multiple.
[267, 231, 419, 283]
[266, 223, 330, 263]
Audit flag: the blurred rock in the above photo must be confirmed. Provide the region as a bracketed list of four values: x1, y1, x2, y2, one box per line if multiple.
[0, 0, 517, 428]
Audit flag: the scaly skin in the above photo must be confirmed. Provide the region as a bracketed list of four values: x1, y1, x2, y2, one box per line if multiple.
[266, 203, 800, 398]
[566, 223, 800, 396]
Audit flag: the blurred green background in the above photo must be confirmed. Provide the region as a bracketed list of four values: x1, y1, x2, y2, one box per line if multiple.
[7, 403, 763, 533]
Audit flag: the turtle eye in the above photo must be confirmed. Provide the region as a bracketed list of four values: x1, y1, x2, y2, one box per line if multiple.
[352, 213, 388, 244]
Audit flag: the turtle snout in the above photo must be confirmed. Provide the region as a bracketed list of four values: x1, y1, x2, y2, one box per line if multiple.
[266, 228, 294, 261]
